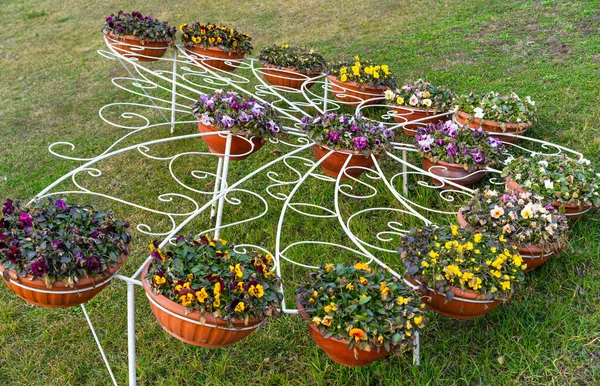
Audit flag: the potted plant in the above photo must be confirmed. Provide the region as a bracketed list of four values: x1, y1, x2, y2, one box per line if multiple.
[192, 90, 283, 160]
[458, 187, 569, 271]
[384, 79, 455, 136]
[502, 154, 600, 221]
[180, 22, 252, 72]
[142, 235, 282, 347]
[416, 120, 505, 187]
[327, 56, 396, 106]
[102, 11, 176, 62]
[297, 262, 425, 367]
[454, 92, 536, 143]
[258, 44, 326, 90]
[400, 225, 527, 319]
[0, 198, 131, 308]
[301, 113, 392, 179]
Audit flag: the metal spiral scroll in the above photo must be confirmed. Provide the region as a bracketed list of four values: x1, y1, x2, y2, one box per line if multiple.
[27, 37, 589, 385]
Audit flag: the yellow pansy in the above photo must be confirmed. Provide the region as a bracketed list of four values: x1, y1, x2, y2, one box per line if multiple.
[396, 96, 404, 105]
[414, 315, 423, 326]
[451, 225, 459, 236]
[248, 284, 264, 298]
[474, 233, 482, 243]
[195, 288, 208, 302]
[234, 302, 245, 313]
[354, 262, 371, 272]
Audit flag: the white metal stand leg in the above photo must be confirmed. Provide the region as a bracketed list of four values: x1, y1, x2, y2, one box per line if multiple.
[403, 150, 408, 196]
[170, 50, 178, 134]
[127, 282, 136, 386]
[213, 134, 232, 239]
[210, 157, 224, 221]
[323, 76, 329, 112]
[413, 331, 420, 366]
[82, 304, 119, 386]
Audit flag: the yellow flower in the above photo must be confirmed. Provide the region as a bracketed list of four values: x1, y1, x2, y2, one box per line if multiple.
[490, 270, 502, 278]
[229, 263, 243, 279]
[248, 284, 264, 298]
[379, 282, 390, 297]
[359, 277, 368, 285]
[422, 98, 432, 107]
[234, 301, 245, 313]
[312, 291, 318, 298]
[521, 207, 533, 219]
[511, 253, 523, 267]
[208, 37, 215, 45]
[324, 302, 338, 313]
[354, 262, 371, 272]
[373, 71, 380, 79]
[351, 65, 360, 76]
[414, 315, 423, 326]
[325, 263, 334, 273]
[406, 320, 412, 329]
[346, 283, 355, 291]
[378, 335, 384, 344]
[445, 241, 454, 249]
[235, 282, 245, 292]
[422, 91, 431, 98]
[396, 296, 409, 306]
[153, 275, 166, 286]
[349, 328, 367, 341]
[213, 296, 221, 307]
[179, 293, 194, 307]
[192, 36, 201, 44]
[396, 96, 404, 105]
[381, 64, 390, 74]
[183, 282, 191, 289]
[474, 233, 482, 243]
[195, 288, 208, 303]
[340, 74, 348, 82]
[444, 264, 461, 280]
[421, 261, 430, 268]
[214, 282, 221, 296]
[500, 281, 511, 291]
[322, 315, 333, 326]
[490, 247, 497, 253]
[340, 67, 347, 74]
[174, 285, 183, 293]
[499, 235, 507, 243]
[312, 316, 322, 325]
[451, 225, 459, 236]
[179, 24, 187, 31]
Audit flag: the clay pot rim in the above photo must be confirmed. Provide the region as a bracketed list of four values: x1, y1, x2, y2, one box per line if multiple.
[183, 43, 247, 56]
[326, 75, 386, 92]
[421, 157, 486, 172]
[259, 62, 323, 76]
[198, 122, 266, 142]
[505, 177, 593, 210]
[389, 104, 449, 114]
[140, 259, 262, 329]
[102, 29, 172, 44]
[408, 275, 503, 303]
[455, 109, 531, 130]
[0, 255, 126, 290]
[313, 143, 382, 157]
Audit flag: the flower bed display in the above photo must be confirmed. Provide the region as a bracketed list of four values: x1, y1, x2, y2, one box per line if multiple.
[258, 44, 326, 89]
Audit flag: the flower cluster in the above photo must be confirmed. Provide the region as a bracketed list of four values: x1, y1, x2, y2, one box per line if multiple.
[145, 235, 282, 323]
[180, 22, 252, 54]
[416, 120, 505, 168]
[460, 188, 569, 251]
[0, 198, 131, 288]
[328, 56, 397, 89]
[455, 92, 536, 124]
[301, 113, 392, 154]
[192, 90, 283, 138]
[502, 154, 600, 208]
[103, 11, 176, 43]
[385, 79, 455, 112]
[258, 44, 326, 74]
[400, 226, 527, 301]
[298, 263, 425, 352]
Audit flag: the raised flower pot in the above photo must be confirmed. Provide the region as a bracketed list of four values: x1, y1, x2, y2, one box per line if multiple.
[421, 157, 486, 187]
[296, 296, 390, 366]
[312, 145, 378, 179]
[261, 64, 317, 90]
[185, 45, 246, 72]
[0, 258, 126, 309]
[327, 75, 385, 106]
[141, 261, 261, 347]
[103, 30, 169, 62]
[455, 110, 530, 144]
[392, 106, 442, 136]
[198, 123, 265, 160]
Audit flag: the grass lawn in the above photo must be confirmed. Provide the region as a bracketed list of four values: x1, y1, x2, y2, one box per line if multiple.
[1, 0, 600, 385]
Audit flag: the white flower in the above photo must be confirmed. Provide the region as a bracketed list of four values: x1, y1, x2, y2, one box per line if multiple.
[538, 160, 548, 168]
[544, 179, 554, 190]
[490, 205, 505, 219]
[409, 94, 419, 106]
[492, 104, 498, 109]
[384, 89, 395, 100]
[516, 118, 522, 122]
[526, 96, 535, 106]
[423, 98, 432, 107]
[473, 107, 485, 119]
[578, 157, 591, 165]
[515, 173, 521, 180]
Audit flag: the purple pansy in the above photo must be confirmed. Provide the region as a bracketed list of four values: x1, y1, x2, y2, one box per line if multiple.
[86, 256, 101, 272]
[55, 199, 68, 211]
[266, 120, 280, 133]
[471, 151, 484, 163]
[354, 137, 368, 150]
[446, 143, 457, 157]
[238, 112, 252, 123]
[51, 239, 64, 252]
[31, 259, 48, 275]
[327, 131, 341, 143]
[18, 212, 33, 227]
[2, 199, 14, 216]
[220, 116, 235, 128]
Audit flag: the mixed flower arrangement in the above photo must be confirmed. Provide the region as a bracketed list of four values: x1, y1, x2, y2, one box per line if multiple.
[460, 187, 569, 251]
[301, 113, 392, 154]
[400, 225, 527, 300]
[258, 44, 326, 74]
[103, 11, 177, 42]
[0, 198, 132, 288]
[192, 90, 283, 138]
[297, 263, 425, 352]
[385, 79, 455, 112]
[180, 22, 253, 53]
[328, 56, 396, 89]
[145, 235, 282, 323]
[416, 120, 506, 169]
[502, 153, 600, 208]
[454, 92, 536, 124]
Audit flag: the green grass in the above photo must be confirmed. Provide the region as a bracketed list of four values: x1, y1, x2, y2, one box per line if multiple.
[1, 0, 600, 385]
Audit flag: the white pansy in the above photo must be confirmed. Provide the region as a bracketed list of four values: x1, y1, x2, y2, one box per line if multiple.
[525, 96, 535, 106]
[538, 160, 548, 168]
[473, 107, 485, 119]
[544, 179, 554, 190]
[384, 89, 395, 100]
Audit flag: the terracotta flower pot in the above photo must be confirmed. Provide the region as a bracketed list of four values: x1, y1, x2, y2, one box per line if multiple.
[506, 179, 592, 221]
[327, 75, 385, 106]
[185, 44, 245, 72]
[103, 30, 169, 62]
[312, 145, 378, 179]
[455, 110, 530, 144]
[421, 157, 487, 187]
[456, 210, 553, 272]
[391, 106, 445, 136]
[261, 63, 318, 90]
[0, 256, 126, 309]
[296, 295, 391, 366]
[141, 260, 261, 347]
[198, 123, 265, 160]
[406, 276, 501, 319]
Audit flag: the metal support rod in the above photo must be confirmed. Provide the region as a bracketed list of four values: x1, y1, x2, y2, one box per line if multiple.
[323, 76, 329, 112]
[82, 304, 119, 386]
[403, 149, 408, 196]
[170, 50, 178, 134]
[127, 281, 136, 386]
[213, 134, 232, 239]
[210, 157, 224, 221]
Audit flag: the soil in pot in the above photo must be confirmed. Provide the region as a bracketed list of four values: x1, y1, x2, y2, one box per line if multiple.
[421, 157, 486, 187]
[103, 30, 169, 62]
[455, 110, 530, 144]
[327, 75, 385, 106]
[141, 260, 261, 347]
[312, 145, 378, 179]
[185, 45, 245, 72]
[198, 123, 265, 160]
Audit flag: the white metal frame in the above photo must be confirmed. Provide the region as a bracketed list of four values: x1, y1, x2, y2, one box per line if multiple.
[24, 37, 586, 385]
